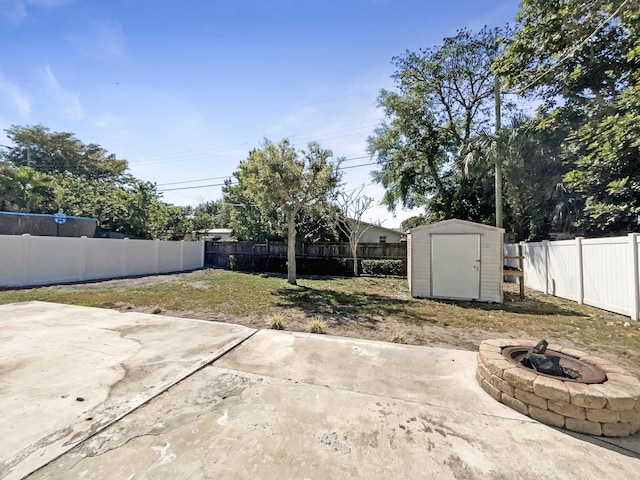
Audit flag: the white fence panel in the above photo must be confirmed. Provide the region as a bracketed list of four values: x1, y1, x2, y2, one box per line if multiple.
[158, 241, 181, 273]
[125, 239, 159, 276]
[0, 235, 204, 288]
[582, 237, 633, 317]
[522, 242, 547, 292]
[0, 235, 29, 287]
[85, 238, 128, 280]
[184, 242, 204, 270]
[508, 234, 640, 320]
[547, 240, 580, 301]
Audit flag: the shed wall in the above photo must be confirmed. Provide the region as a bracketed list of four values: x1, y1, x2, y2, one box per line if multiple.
[478, 231, 503, 303]
[409, 220, 503, 302]
[409, 229, 432, 297]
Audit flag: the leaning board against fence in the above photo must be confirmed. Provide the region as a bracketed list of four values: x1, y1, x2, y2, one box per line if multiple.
[506, 234, 640, 320]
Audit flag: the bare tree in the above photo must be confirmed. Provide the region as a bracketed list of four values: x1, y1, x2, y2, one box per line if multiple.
[334, 185, 378, 276]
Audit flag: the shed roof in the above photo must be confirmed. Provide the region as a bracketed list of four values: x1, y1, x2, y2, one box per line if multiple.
[408, 219, 504, 234]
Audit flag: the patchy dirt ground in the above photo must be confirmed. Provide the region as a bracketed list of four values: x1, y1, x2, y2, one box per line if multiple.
[4, 268, 638, 377]
[33, 269, 526, 352]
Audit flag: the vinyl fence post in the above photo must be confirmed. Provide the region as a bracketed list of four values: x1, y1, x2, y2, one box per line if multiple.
[80, 236, 88, 282]
[123, 238, 130, 277]
[180, 240, 185, 271]
[576, 237, 584, 305]
[543, 240, 550, 295]
[21, 234, 31, 287]
[518, 242, 524, 299]
[155, 239, 160, 274]
[630, 233, 639, 321]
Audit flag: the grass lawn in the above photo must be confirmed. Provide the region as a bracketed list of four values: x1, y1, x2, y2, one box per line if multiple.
[1, 268, 639, 375]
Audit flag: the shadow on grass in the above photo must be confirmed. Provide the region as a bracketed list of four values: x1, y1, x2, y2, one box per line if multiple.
[429, 289, 586, 316]
[273, 284, 433, 327]
[225, 271, 585, 319]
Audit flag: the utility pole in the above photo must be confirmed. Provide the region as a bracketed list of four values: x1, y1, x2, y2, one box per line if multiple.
[494, 76, 503, 229]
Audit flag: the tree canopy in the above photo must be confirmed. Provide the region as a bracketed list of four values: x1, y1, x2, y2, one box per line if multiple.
[0, 125, 190, 239]
[368, 27, 507, 225]
[3, 125, 128, 182]
[496, 0, 640, 234]
[232, 139, 342, 284]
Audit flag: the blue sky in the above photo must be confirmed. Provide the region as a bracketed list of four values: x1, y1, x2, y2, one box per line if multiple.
[0, 0, 521, 227]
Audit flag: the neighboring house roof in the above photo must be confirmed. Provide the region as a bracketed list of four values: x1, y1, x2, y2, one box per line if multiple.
[196, 228, 233, 235]
[349, 219, 405, 235]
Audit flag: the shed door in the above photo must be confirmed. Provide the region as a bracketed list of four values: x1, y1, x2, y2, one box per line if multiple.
[432, 234, 480, 299]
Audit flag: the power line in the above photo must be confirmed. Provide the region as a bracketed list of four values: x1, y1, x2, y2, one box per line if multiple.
[159, 180, 237, 192]
[156, 155, 371, 187]
[157, 158, 379, 193]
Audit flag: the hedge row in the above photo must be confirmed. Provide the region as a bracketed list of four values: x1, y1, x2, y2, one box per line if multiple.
[228, 255, 405, 277]
[361, 259, 405, 276]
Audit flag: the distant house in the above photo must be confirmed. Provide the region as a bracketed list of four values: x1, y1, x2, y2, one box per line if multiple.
[350, 220, 405, 243]
[196, 228, 234, 241]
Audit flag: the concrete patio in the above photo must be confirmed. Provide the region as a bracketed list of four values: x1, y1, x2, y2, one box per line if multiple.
[1, 301, 639, 479]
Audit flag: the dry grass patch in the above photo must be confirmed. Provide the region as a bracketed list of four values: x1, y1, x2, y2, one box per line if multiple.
[1, 269, 638, 375]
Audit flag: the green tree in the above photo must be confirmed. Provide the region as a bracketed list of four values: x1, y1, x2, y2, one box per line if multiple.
[368, 27, 508, 222]
[233, 139, 342, 284]
[401, 215, 428, 231]
[1, 125, 187, 239]
[496, 0, 639, 234]
[461, 116, 575, 240]
[0, 164, 56, 213]
[191, 200, 232, 233]
[2, 125, 128, 182]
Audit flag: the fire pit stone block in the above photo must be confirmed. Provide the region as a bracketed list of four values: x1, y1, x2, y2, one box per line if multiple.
[528, 405, 565, 428]
[514, 388, 548, 409]
[477, 339, 640, 437]
[533, 375, 570, 403]
[548, 399, 586, 420]
[503, 367, 537, 392]
[565, 418, 603, 436]
[566, 382, 608, 409]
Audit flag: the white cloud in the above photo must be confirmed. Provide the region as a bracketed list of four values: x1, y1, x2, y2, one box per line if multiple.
[1, 0, 28, 24]
[0, 73, 31, 117]
[65, 20, 127, 61]
[42, 65, 84, 120]
[1, 0, 73, 24]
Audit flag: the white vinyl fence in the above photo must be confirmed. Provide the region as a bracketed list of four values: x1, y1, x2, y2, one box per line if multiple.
[506, 234, 640, 320]
[0, 234, 204, 288]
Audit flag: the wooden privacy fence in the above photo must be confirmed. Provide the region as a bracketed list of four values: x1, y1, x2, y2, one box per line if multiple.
[205, 241, 406, 272]
[506, 234, 640, 320]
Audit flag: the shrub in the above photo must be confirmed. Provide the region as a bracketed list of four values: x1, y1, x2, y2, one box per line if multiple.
[391, 332, 406, 344]
[267, 313, 285, 330]
[361, 259, 405, 276]
[298, 258, 351, 276]
[307, 316, 326, 334]
[229, 254, 287, 273]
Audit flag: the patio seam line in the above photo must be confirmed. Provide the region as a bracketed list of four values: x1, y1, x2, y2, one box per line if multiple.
[19, 328, 259, 480]
[207, 364, 640, 457]
[205, 363, 540, 425]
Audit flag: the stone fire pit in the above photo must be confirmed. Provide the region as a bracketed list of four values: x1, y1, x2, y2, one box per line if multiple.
[477, 339, 640, 437]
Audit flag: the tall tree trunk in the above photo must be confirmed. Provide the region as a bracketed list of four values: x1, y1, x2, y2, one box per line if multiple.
[286, 212, 297, 285]
[351, 233, 359, 276]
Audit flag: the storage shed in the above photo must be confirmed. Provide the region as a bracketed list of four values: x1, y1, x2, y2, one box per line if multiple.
[407, 219, 504, 303]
